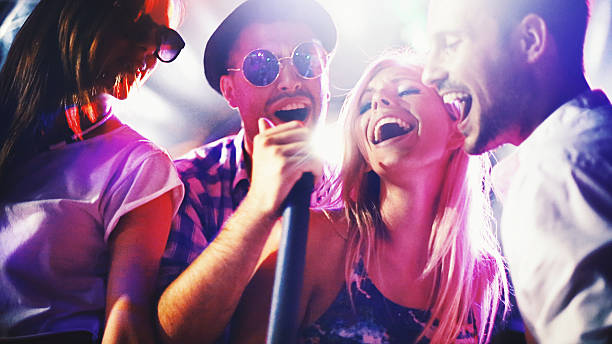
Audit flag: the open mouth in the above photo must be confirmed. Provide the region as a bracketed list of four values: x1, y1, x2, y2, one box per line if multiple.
[442, 92, 472, 123]
[274, 103, 309, 122]
[372, 117, 417, 144]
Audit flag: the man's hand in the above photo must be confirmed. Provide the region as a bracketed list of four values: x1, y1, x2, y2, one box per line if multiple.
[247, 118, 322, 217]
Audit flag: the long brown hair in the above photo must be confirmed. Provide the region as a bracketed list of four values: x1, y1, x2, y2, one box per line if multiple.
[337, 54, 509, 343]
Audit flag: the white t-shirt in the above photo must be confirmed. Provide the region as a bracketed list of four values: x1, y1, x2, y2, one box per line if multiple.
[0, 123, 184, 339]
[494, 90, 612, 344]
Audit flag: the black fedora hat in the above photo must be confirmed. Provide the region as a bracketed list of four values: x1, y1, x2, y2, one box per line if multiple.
[203, 0, 337, 95]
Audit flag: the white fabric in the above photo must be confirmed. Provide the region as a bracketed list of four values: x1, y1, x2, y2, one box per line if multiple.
[494, 90, 612, 344]
[0, 123, 184, 339]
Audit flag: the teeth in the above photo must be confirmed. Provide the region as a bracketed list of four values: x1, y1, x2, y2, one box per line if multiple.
[279, 103, 307, 111]
[373, 117, 414, 144]
[442, 92, 469, 104]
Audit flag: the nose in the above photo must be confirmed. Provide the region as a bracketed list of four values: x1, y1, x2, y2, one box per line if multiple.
[421, 53, 447, 91]
[276, 59, 303, 92]
[372, 92, 391, 111]
[144, 53, 158, 70]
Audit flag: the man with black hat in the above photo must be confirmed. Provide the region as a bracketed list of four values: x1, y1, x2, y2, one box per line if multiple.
[155, 0, 337, 342]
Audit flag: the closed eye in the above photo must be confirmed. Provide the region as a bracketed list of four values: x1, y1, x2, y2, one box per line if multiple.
[399, 88, 420, 97]
[359, 102, 371, 114]
[443, 36, 461, 53]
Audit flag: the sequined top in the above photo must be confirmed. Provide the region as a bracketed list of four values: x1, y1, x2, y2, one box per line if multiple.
[300, 263, 478, 343]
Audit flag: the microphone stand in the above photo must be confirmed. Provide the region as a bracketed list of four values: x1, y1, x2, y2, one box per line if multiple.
[265, 172, 314, 344]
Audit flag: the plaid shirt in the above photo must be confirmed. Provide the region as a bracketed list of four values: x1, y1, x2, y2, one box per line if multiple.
[157, 130, 250, 292]
[156, 129, 338, 295]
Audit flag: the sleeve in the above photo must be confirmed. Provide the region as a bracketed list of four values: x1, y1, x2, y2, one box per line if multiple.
[156, 173, 211, 295]
[101, 149, 185, 242]
[501, 147, 612, 343]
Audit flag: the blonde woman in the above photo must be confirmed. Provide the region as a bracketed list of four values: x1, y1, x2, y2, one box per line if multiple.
[230, 53, 509, 343]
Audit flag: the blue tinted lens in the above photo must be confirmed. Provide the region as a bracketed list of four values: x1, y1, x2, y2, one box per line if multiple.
[242, 50, 279, 86]
[156, 28, 185, 62]
[292, 42, 324, 78]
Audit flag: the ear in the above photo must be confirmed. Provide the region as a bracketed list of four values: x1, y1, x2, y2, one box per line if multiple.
[517, 14, 548, 64]
[220, 74, 238, 108]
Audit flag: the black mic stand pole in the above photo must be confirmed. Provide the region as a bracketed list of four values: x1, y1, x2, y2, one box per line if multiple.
[265, 172, 314, 344]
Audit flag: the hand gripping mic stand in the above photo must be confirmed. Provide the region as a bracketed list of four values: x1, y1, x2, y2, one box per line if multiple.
[265, 172, 314, 343]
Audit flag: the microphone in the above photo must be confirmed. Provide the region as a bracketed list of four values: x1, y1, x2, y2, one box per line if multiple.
[266, 172, 314, 344]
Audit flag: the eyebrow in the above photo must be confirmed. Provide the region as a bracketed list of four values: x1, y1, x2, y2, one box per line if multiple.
[433, 30, 463, 39]
[392, 77, 419, 84]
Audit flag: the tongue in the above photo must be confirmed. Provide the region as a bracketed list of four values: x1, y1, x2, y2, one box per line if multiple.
[445, 102, 461, 121]
[275, 108, 308, 122]
[379, 122, 409, 142]
[453, 99, 466, 121]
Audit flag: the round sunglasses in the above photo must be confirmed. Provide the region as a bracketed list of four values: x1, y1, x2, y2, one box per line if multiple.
[227, 41, 328, 87]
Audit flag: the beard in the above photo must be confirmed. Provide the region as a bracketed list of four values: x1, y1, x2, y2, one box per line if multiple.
[468, 62, 535, 154]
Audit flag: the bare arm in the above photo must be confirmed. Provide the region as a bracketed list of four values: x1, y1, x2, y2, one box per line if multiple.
[228, 235, 279, 344]
[157, 120, 321, 344]
[102, 191, 174, 344]
[228, 211, 347, 344]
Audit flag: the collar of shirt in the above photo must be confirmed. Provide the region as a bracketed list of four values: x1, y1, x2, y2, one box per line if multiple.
[492, 89, 611, 201]
[521, 89, 610, 148]
[231, 129, 250, 191]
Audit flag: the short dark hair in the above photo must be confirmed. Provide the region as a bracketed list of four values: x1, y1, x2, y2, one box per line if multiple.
[493, 0, 589, 71]
[203, 0, 337, 95]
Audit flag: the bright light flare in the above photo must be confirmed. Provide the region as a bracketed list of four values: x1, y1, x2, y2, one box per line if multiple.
[322, 0, 370, 39]
[113, 87, 176, 147]
[310, 121, 344, 170]
[584, 0, 612, 93]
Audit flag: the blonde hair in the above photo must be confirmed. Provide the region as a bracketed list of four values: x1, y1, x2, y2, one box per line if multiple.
[335, 53, 509, 343]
